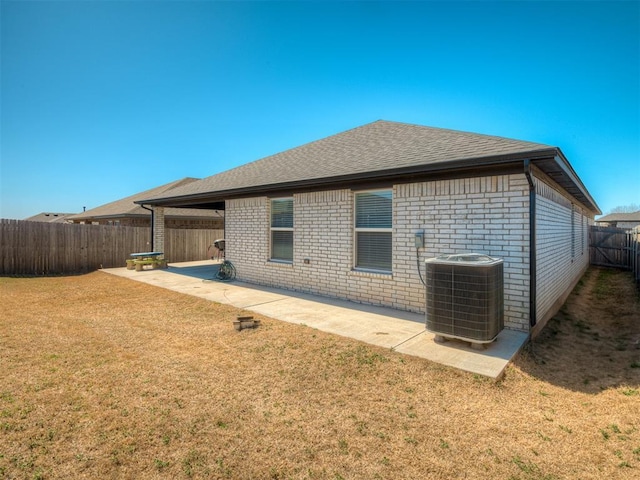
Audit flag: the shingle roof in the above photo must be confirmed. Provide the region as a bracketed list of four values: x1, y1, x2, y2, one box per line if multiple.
[24, 212, 76, 223]
[69, 178, 223, 221]
[596, 211, 640, 222]
[143, 121, 553, 201]
[138, 120, 599, 213]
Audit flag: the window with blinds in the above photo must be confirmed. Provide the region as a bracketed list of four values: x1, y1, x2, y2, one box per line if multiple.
[271, 198, 293, 261]
[354, 190, 392, 271]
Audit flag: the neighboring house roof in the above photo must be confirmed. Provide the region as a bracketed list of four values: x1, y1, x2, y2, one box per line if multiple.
[138, 120, 600, 214]
[69, 178, 223, 222]
[595, 211, 640, 223]
[24, 212, 76, 223]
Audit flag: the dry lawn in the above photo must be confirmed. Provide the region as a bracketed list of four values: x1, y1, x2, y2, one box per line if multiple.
[0, 267, 638, 479]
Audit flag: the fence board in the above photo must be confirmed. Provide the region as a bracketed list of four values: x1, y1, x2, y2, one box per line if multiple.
[0, 219, 224, 275]
[165, 228, 224, 263]
[590, 225, 640, 287]
[590, 226, 631, 268]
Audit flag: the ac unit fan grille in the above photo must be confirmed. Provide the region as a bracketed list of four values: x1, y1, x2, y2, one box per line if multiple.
[425, 260, 504, 342]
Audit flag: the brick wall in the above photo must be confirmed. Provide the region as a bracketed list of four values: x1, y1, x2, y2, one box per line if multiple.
[395, 175, 531, 331]
[534, 175, 591, 327]
[225, 174, 532, 331]
[225, 197, 270, 281]
[153, 207, 165, 252]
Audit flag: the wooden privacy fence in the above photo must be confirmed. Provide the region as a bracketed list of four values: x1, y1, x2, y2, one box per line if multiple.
[590, 225, 640, 286]
[165, 227, 224, 264]
[0, 219, 223, 275]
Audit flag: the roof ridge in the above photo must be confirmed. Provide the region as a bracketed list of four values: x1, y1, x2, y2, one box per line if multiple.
[69, 177, 201, 218]
[372, 119, 553, 147]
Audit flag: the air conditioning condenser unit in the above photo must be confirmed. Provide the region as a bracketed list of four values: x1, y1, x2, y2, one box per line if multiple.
[425, 253, 504, 347]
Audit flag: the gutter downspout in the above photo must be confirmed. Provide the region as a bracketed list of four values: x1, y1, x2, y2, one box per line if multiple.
[141, 205, 154, 251]
[524, 160, 537, 328]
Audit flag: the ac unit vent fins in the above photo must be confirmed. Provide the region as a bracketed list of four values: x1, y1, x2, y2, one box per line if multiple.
[425, 253, 504, 343]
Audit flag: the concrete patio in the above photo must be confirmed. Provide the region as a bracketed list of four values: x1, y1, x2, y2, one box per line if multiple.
[103, 260, 529, 379]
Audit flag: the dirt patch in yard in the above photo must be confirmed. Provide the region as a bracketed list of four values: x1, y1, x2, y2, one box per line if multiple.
[0, 267, 638, 479]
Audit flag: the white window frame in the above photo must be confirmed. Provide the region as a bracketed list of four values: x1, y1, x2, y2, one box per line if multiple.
[353, 189, 393, 273]
[270, 197, 293, 263]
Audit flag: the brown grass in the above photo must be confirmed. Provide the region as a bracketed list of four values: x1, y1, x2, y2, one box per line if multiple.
[1, 267, 638, 479]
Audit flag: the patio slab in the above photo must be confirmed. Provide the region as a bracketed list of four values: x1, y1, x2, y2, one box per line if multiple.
[103, 260, 528, 379]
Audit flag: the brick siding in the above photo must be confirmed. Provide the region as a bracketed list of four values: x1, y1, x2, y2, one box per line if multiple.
[225, 174, 533, 331]
[534, 175, 591, 325]
[153, 207, 165, 252]
[395, 174, 531, 331]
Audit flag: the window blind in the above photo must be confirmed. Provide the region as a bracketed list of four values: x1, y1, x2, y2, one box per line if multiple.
[356, 232, 392, 270]
[271, 199, 293, 228]
[271, 198, 293, 262]
[355, 191, 392, 228]
[355, 190, 392, 271]
[271, 230, 293, 261]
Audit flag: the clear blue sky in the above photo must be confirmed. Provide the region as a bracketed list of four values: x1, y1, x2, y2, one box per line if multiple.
[1, 1, 638, 219]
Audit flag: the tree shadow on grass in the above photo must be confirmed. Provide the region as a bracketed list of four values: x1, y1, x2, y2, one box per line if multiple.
[513, 267, 640, 394]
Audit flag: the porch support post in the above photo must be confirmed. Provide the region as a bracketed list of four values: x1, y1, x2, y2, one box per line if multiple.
[153, 207, 165, 253]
